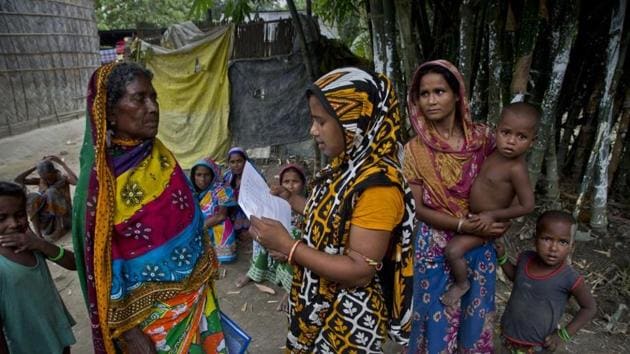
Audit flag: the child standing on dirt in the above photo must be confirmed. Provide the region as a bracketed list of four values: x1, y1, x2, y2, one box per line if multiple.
[14, 155, 77, 240]
[0, 181, 77, 354]
[442, 102, 538, 306]
[496, 210, 597, 353]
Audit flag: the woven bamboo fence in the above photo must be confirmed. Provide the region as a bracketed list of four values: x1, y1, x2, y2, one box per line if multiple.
[0, 0, 100, 138]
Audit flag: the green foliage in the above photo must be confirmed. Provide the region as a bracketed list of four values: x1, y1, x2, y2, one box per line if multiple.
[312, 0, 366, 49]
[350, 30, 370, 59]
[312, 0, 360, 24]
[223, 0, 254, 23]
[190, 0, 216, 19]
[96, 0, 292, 29]
[95, 0, 203, 30]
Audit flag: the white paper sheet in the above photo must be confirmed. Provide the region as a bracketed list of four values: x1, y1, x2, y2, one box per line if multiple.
[238, 161, 292, 232]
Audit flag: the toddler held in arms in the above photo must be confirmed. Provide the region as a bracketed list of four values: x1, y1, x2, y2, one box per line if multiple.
[442, 102, 538, 306]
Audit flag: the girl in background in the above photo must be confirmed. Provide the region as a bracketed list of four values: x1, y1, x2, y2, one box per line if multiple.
[190, 157, 237, 263]
[272, 164, 307, 312]
[223, 147, 250, 234]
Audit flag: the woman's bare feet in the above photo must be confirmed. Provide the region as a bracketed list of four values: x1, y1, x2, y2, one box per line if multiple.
[276, 292, 289, 313]
[235, 273, 251, 288]
[441, 281, 470, 307]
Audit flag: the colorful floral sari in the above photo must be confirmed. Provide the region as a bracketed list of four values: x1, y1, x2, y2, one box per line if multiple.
[72, 63, 226, 354]
[287, 68, 415, 353]
[190, 158, 237, 263]
[223, 147, 250, 233]
[403, 60, 496, 353]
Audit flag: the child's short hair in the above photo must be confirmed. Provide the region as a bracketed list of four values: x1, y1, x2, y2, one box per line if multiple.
[501, 102, 541, 129]
[0, 181, 26, 203]
[536, 210, 577, 240]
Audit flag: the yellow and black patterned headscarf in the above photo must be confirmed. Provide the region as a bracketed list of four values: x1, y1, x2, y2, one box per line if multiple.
[288, 68, 415, 352]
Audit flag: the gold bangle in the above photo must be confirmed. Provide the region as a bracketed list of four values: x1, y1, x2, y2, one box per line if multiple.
[288, 240, 302, 265]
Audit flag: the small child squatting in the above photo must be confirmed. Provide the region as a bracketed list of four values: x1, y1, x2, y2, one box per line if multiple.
[443, 102, 539, 306]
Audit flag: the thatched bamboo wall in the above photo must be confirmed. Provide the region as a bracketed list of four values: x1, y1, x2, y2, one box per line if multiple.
[0, 0, 100, 138]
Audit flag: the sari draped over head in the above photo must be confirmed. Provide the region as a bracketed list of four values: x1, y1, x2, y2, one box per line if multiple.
[190, 158, 237, 263]
[288, 68, 415, 353]
[72, 63, 225, 354]
[402, 60, 496, 353]
[223, 147, 250, 233]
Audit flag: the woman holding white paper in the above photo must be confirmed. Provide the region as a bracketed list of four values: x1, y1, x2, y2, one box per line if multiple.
[251, 67, 415, 353]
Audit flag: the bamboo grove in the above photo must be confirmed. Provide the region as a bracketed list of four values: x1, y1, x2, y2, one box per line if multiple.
[310, 0, 629, 229]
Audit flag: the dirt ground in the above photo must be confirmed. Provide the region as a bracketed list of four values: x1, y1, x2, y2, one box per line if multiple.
[0, 118, 628, 353]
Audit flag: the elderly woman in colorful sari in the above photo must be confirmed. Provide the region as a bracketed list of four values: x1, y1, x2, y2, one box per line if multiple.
[402, 60, 509, 353]
[251, 68, 415, 353]
[189, 157, 237, 263]
[72, 62, 226, 354]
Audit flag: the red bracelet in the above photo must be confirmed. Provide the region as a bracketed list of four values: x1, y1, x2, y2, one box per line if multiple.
[288, 240, 302, 265]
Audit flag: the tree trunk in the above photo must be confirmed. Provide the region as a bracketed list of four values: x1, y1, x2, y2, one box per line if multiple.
[612, 126, 630, 199]
[528, 0, 578, 189]
[287, 0, 315, 81]
[609, 88, 630, 186]
[382, 0, 403, 94]
[458, 0, 476, 92]
[470, 5, 488, 121]
[487, 0, 504, 126]
[589, 0, 627, 229]
[417, 1, 433, 58]
[566, 83, 603, 178]
[306, 0, 312, 17]
[396, 0, 418, 84]
[286, 0, 319, 169]
[510, 0, 544, 101]
[544, 125, 561, 207]
[557, 104, 581, 169]
[369, 0, 387, 73]
[394, 0, 416, 134]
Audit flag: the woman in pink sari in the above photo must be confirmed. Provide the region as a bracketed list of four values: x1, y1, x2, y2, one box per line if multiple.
[403, 60, 508, 353]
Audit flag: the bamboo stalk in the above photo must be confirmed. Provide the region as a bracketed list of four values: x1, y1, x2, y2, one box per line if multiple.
[545, 125, 561, 208]
[487, 0, 503, 126]
[510, 0, 543, 101]
[588, 0, 627, 229]
[609, 89, 630, 185]
[369, 0, 386, 73]
[528, 0, 578, 189]
[611, 128, 630, 195]
[470, 2, 488, 121]
[458, 0, 476, 92]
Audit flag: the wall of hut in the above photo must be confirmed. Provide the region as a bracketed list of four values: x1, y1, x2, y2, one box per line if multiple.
[0, 0, 100, 138]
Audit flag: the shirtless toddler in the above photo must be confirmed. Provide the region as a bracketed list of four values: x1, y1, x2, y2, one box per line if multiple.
[442, 102, 539, 306]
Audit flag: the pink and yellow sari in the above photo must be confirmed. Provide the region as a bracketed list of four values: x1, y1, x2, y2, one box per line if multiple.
[403, 60, 496, 353]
